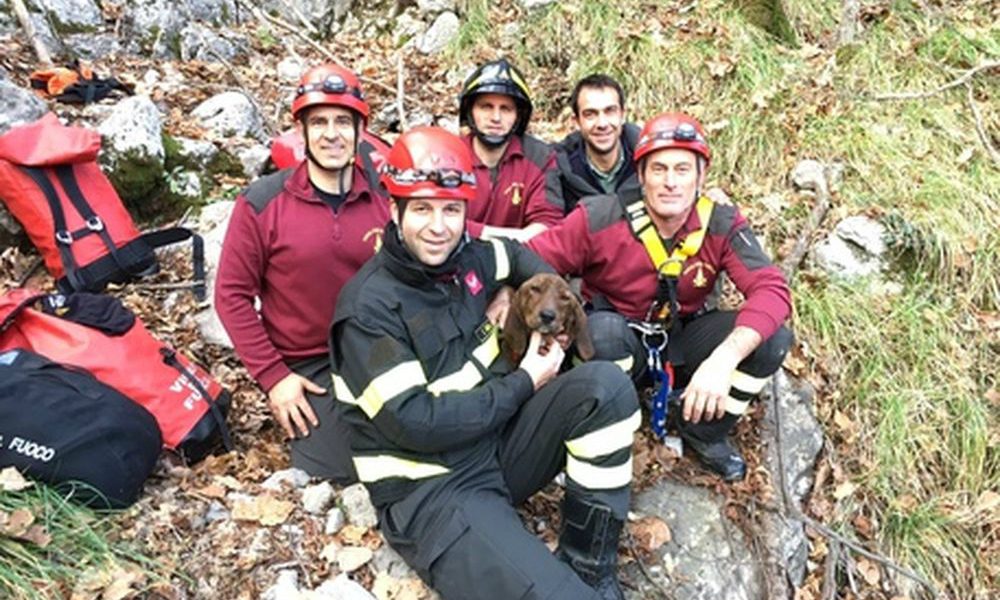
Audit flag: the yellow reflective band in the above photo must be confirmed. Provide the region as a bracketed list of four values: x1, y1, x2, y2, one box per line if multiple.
[565, 409, 641, 459]
[725, 396, 751, 416]
[331, 374, 357, 404]
[614, 355, 634, 373]
[427, 361, 482, 395]
[471, 325, 500, 367]
[565, 455, 633, 490]
[508, 69, 531, 97]
[426, 326, 500, 395]
[358, 361, 427, 418]
[491, 239, 510, 281]
[730, 370, 768, 394]
[353, 455, 450, 483]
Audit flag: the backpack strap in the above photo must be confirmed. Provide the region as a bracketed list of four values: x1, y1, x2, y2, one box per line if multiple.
[159, 347, 233, 453]
[140, 227, 206, 301]
[19, 167, 90, 292]
[53, 165, 150, 280]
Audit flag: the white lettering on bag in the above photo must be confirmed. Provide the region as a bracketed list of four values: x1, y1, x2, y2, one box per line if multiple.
[8, 436, 56, 462]
[169, 372, 212, 410]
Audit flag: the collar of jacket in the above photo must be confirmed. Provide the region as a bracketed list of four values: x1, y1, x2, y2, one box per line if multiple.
[464, 133, 525, 169]
[381, 221, 470, 287]
[282, 160, 376, 206]
[620, 187, 709, 247]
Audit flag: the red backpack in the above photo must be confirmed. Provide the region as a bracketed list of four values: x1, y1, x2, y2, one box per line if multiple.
[0, 114, 204, 298]
[0, 288, 231, 464]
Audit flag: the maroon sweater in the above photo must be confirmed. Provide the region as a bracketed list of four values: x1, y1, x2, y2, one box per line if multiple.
[462, 133, 564, 237]
[528, 192, 791, 340]
[215, 161, 389, 391]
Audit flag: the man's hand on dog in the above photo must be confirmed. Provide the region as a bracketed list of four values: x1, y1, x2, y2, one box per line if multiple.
[268, 373, 322, 439]
[519, 331, 564, 390]
[486, 285, 513, 327]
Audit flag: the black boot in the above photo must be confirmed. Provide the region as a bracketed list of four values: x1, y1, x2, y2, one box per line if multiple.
[555, 494, 625, 600]
[677, 413, 747, 482]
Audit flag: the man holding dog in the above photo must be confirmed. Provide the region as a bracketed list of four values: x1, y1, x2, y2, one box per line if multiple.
[528, 112, 792, 482]
[556, 74, 641, 215]
[216, 63, 389, 483]
[329, 126, 639, 599]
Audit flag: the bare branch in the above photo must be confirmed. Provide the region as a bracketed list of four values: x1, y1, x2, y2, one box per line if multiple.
[396, 53, 407, 132]
[872, 61, 1000, 101]
[779, 174, 831, 281]
[766, 374, 942, 598]
[837, 0, 860, 46]
[966, 82, 1000, 168]
[276, 0, 318, 36]
[9, 0, 52, 66]
[246, 1, 397, 97]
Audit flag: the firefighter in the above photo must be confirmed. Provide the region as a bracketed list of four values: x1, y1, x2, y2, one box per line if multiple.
[528, 112, 793, 482]
[215, 63, 389, 483]
[458, 58, 564, 241]
[329, 126, 639, 600]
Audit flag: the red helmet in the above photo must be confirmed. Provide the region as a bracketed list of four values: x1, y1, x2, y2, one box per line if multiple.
[291, 63, 369, 121]
[380, 126, 476, 202]
[633, 112, 711, 167]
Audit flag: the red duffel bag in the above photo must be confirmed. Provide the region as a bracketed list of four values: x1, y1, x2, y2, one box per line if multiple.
[0, 288, 231, 464]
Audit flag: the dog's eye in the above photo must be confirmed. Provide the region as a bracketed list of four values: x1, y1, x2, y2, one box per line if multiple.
[528, 285, 542, 294]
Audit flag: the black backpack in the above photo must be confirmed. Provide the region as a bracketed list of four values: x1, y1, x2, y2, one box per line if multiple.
[0, 348, 162, 508]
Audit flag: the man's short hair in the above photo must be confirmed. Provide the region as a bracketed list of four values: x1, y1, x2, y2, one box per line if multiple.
[569, 74, 626, 117]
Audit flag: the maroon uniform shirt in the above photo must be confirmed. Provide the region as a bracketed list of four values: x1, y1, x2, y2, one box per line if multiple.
[527, 192, 791, 340]
[462, 133, 564, 237]
[215, 160, 389, 391]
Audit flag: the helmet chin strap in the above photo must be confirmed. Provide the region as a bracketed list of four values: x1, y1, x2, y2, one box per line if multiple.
[468, 114, 518, 149]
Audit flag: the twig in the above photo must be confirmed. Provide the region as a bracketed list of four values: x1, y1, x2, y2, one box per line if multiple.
[767, 376, 942, 598]
[16, 257, 44, 288]
[844, 551, 859, 595]
[779, 172, 831, 281]
[246, 2, 396, 96]
[396, 53, 407, 132]
[276, 0, 318, 35]
[822, 540, 839, 600]
[127, 280, 206, 292]
[10, 0, 52, 66]
[837, 0, 860, 46]
[966, 82, 1000, 168]
[624, 531, 675, 600]
[872, 61, 1000, 101]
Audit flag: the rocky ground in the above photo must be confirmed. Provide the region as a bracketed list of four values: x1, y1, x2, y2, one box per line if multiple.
[0, 1, 879, 598]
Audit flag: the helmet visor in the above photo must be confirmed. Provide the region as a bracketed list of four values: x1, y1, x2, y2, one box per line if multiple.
[383, 165, 477, 189]
[296, 75, 365, 101]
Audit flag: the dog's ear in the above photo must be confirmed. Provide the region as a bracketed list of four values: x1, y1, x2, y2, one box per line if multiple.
[502, 294, 530, 363]
[570, 299, 595, 361]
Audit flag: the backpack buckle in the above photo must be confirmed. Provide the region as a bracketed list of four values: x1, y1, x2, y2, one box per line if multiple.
[55, 230, 73, 245]
[85, 216, 103, 231]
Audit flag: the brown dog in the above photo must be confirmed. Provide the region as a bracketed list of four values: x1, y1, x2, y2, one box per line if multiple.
[502, 273, 595, 364]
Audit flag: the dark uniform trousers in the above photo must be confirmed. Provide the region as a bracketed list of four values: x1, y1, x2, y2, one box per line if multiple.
[587, 309, 793, 443]
[379, 361, 638, 600]
[288, 355, 358, 484]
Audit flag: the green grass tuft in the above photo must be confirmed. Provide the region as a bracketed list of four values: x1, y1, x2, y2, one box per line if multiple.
[0, 483, 174, 599]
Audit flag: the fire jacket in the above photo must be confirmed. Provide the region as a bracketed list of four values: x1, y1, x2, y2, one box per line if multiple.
[462, 133, 564, 237]
[527, 190, 791, 341]
[329, 225, 553, 508]
[555, 123, 641, 215]
[215, 149, 389, 392]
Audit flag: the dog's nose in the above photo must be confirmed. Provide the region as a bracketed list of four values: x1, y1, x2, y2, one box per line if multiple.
[539, 309, 556, 324]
